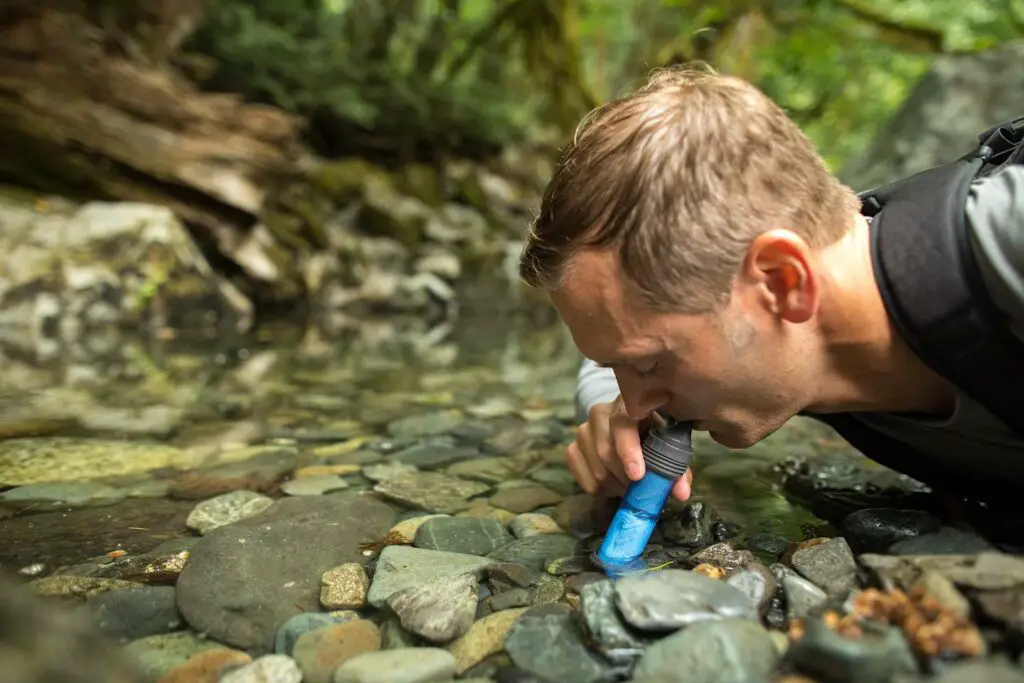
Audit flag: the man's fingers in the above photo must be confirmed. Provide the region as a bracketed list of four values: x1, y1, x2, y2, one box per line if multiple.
[576, 423, 613, 490]
[592, 417, 629, 489]
[610, 411, 646, 481]
[565, 441, 598, 495]
[671, 467, 694, 501]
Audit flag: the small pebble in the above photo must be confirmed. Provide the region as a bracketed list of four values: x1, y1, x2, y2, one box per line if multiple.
[220, 654, 303, 683]
[321, 563, 369, 610]
[185, 491, 274, 535]
[156, 649, 252, 683]
[510, 513, 563, 538]
[332, 647, 456, 683]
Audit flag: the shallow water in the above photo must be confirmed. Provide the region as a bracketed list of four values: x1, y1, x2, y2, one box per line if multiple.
[0, 302, 866, 578]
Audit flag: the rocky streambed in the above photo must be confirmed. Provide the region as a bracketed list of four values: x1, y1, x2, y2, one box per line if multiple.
[1, 319, 1024, 683]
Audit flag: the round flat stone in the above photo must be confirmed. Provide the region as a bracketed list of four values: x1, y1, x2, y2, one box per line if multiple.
[614, 569, 758, 631]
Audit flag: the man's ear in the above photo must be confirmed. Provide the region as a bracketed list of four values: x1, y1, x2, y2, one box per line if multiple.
[741, 229, 819, 323]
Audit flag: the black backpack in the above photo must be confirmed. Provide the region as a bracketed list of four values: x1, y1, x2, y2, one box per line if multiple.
[807, 115, 1024, 503]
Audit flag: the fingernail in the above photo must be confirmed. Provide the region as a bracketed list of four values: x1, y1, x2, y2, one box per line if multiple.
[626, 462, 641, 480]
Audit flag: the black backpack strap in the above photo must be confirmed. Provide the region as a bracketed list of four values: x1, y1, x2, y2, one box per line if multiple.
[857, 120, 1024, 439]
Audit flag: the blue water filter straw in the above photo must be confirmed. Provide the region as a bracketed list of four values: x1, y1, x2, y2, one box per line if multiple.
[593, 421, 694, 577]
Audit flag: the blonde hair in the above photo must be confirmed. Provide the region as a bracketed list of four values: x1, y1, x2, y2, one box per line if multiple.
[519, 63, 861, 313]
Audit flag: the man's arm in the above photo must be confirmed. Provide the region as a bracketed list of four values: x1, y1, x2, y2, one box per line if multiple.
[966, 164, 1024, 343]
[575, 357, 620, 423]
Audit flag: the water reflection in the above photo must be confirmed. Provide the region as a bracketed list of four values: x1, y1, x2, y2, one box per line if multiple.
[0, 300, 875, 574]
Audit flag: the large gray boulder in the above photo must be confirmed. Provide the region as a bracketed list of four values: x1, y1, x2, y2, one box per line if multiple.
[840, 40, 1024, 192]
[0, 194, 253, 348]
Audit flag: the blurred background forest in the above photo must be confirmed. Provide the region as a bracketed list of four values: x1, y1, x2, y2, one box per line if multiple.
[2, 0, 1024, 341]
[184, 0, 1024, 170]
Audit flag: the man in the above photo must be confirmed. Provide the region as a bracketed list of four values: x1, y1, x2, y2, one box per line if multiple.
[517, 63, 1024, 509]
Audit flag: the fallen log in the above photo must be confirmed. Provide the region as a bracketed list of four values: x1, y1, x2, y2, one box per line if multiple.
[0, 5, 315, 302]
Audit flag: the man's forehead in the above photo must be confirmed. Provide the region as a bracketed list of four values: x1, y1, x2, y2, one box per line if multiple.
[551, 260, 668, 364]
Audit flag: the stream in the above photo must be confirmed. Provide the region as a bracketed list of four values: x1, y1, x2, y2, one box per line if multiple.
[1, 301, 1022, 683]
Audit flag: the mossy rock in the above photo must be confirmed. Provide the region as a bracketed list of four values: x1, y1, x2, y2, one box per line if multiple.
[393, 163, 445, 208]
[357, 174, 432, 248]
[310, 157, 380, 205]
[455, 170, 492, 217]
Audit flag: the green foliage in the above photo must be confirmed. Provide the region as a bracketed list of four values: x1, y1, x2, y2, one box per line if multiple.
[185, 0, 582, 163]
[573, 0, 1024, 169]
[183, 0, 1024, 168]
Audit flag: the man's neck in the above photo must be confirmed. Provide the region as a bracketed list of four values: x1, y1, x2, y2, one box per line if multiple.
[806, 215, 957, 417]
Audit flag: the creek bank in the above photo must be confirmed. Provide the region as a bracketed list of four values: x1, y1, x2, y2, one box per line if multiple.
[0, 151, 544, 351]
[4, 407, 1024, 682]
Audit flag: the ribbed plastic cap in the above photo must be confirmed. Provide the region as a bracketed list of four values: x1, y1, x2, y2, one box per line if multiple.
[642, 422, 694, 479]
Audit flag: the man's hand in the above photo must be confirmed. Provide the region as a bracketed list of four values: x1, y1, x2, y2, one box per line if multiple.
[566, 395, 694, 500]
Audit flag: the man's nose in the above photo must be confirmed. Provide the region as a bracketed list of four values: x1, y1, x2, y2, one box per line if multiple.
[617, 374, 669, 420]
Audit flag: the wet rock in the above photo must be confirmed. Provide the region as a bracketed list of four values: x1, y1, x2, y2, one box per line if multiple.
[449, 607, 528, 674]
[566, 572, 606, 594]
[659, 501, 720, 550]
[509, 513, 563, 538]
[363, 462, 419, 482]
[320, 563, 369, 610]
[545, 555, 591, 575]
[631, 618, 780, 683]
[157, 648, 252, 683]
[690, 542, 756, 570]
[80, 585, 181, 642]
[922, 552, 1024, 590]
[489, 486, 563, 513]
[528, 467, 578, 496]
[915, 571, 972, 620]
[386, 572, 478, 643]
[889, 527, 994, 555]
[788, 618, 918, 683]
[386, 514, 450, 544]
[614, 569, 759, 631]
[791, 537, 859, 598]
[726, 564, 776, 616]
[366, 545, 493, 608]
[778, 450, 931, 524]
[387, 409, 466, 439]
[274, 612, 358, 655]
[414, 517, 513, 556]
[928, 660, 1024, 683]
[488, 587, 532, 611]
[374, 470, 491, 514]
[293, 619, 381, 683]
[175, 493, 395, 652]
[551, 495, 616, 539]
[333, 647, 457, 683]
[124, 631, 228, 682]
[505, 604, 616, 683]
[0, 481, 126, 510]
[168, 446, 300, 499]
[579, 579, 652, 665]
[841, 508, 942, 554]
[445, 457, 517, 484]
[89, 548, 191, 586]
[28, 575, 139, 601]
[784, 572, 830, 620]
[743, 532, 791, 561]
[220, 654, 303, 683]
[488, 562, 543, 591]
[185, 491, 275, 534]
[487, 534, 579, 571]
[280, 475, 348, 496]
[392, 439, 480, 470]
[0, 437, 195, 486]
